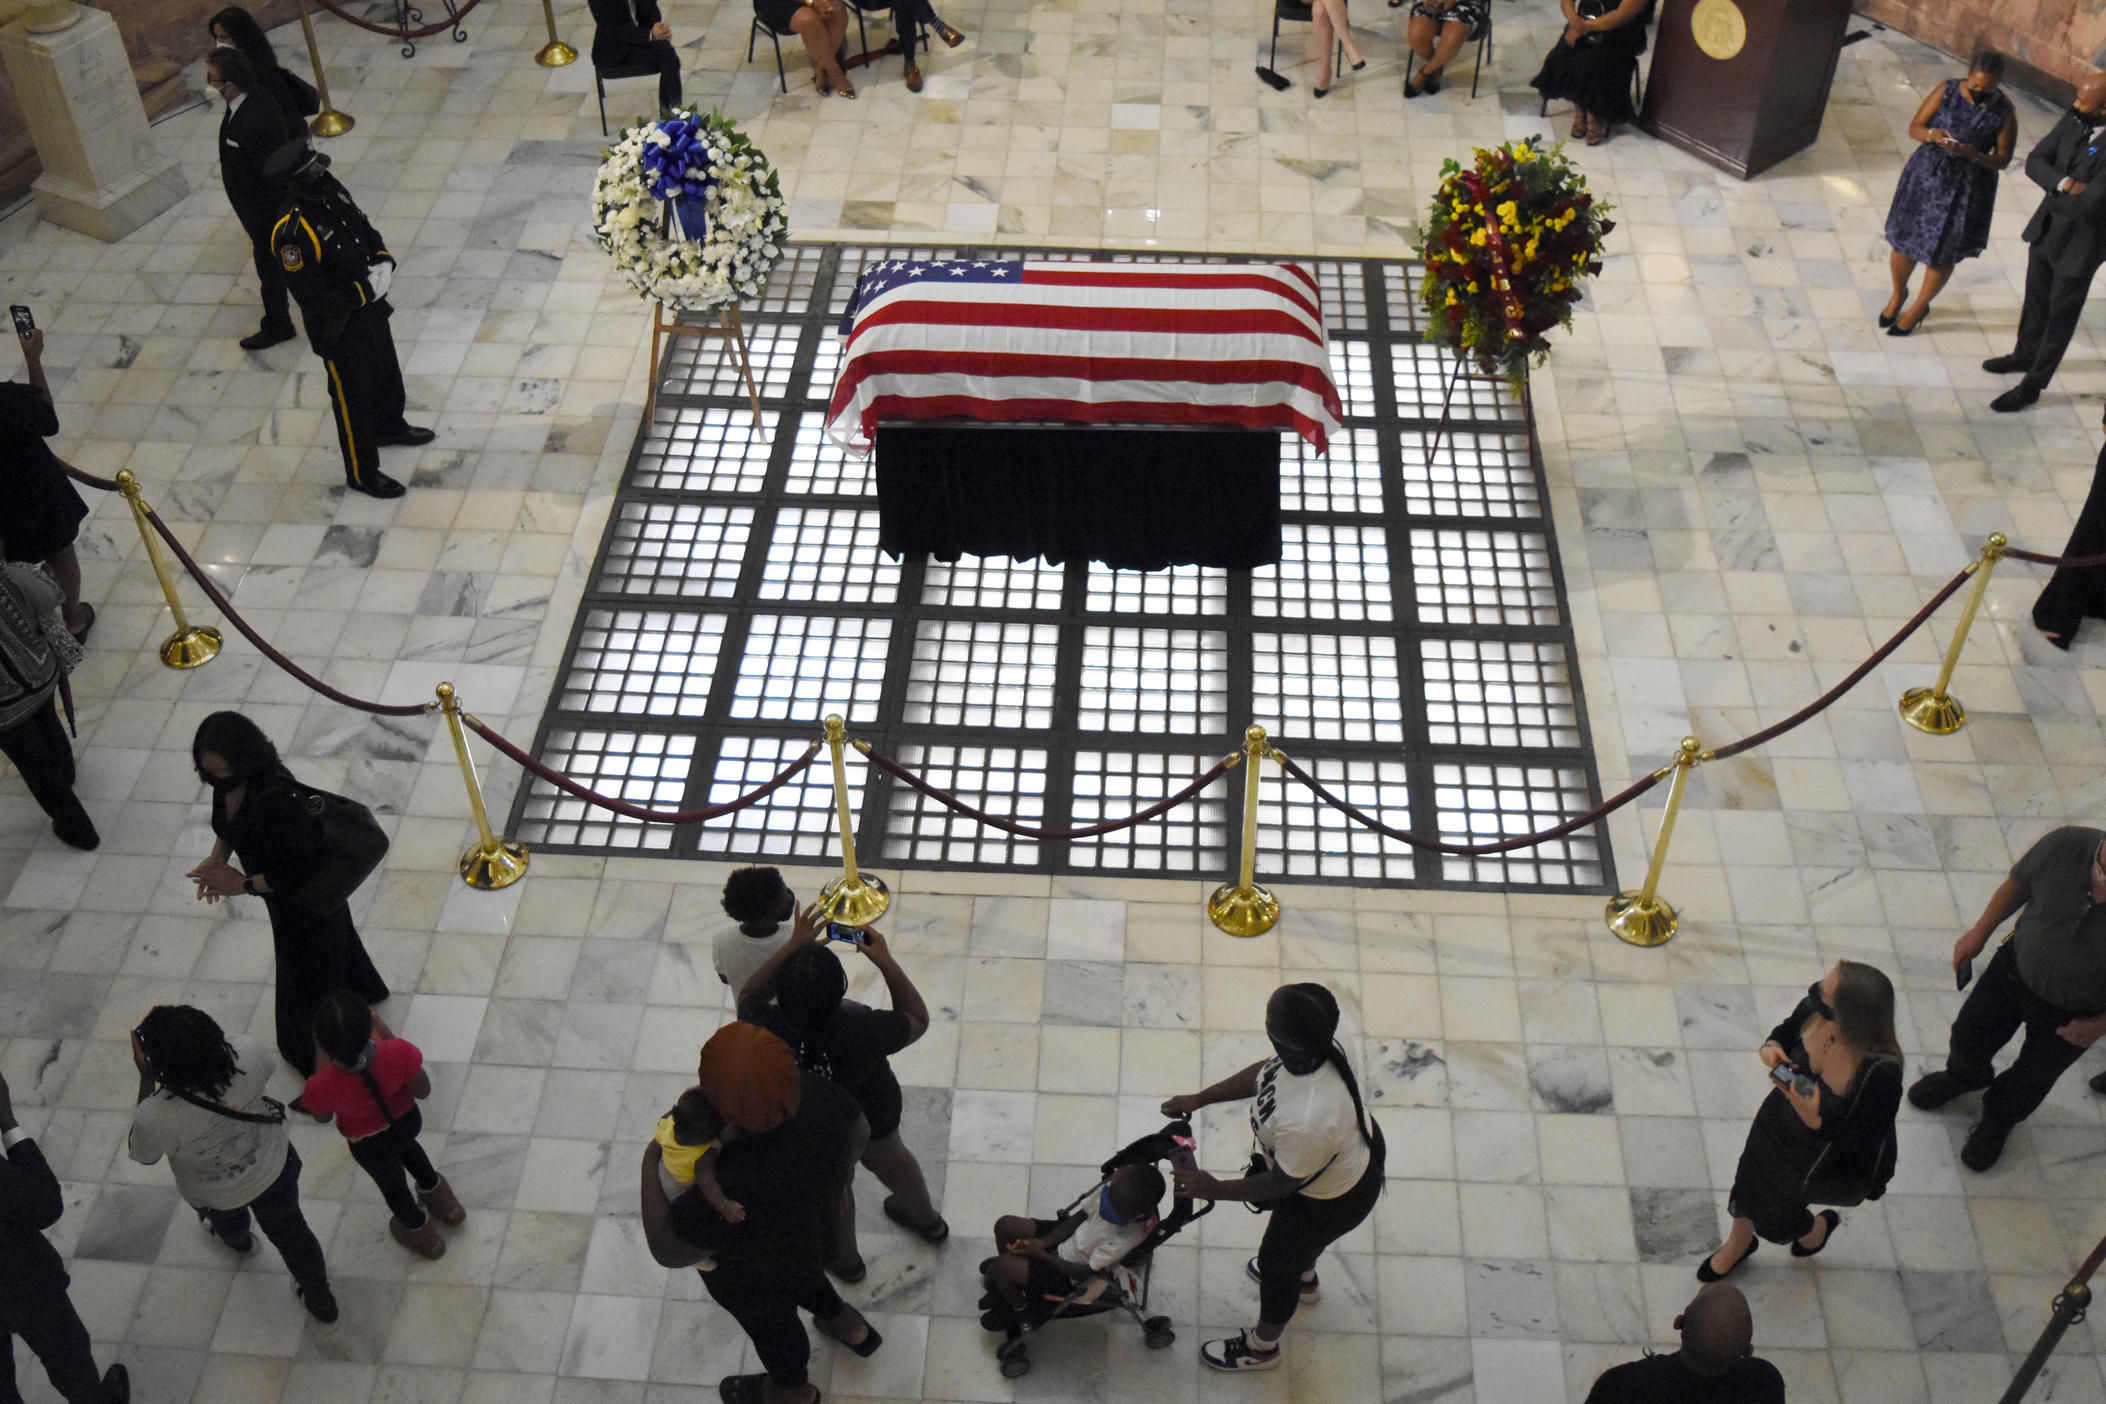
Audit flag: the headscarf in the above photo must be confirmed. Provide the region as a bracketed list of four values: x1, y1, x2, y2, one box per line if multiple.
[694, 1022, 802, 1134]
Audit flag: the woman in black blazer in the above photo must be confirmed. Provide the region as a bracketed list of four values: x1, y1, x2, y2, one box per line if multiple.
[1701, 961, 1903, 1279]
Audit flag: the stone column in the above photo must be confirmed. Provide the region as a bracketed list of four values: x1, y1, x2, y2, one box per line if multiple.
[0, 2, 186, 241]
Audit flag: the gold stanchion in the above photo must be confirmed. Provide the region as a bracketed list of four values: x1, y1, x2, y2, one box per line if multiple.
[817, 715, 890, 926]
[436, 683, 530, 890]
[1900, 532, 2006, 736]
[535, 0, 578, 65]
[1604, 736, 1701, 947]
[1207, 725, 1278, 937]
[296, 0, 354, 136]
[116, 470, 221, 670]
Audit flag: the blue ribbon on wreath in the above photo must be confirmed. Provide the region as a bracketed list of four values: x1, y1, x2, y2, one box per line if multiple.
[639, 116, 719, 242]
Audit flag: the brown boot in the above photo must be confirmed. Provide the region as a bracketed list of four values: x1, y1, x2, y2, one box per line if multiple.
[418, 1175, 466, 1227]
[389, 1214, 446, 1259]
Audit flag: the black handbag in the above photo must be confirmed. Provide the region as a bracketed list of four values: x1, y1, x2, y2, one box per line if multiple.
[287, 786, 390, 911]
[285, 70, 321, 117]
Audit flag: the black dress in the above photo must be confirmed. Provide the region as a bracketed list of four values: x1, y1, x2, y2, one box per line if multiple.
[0, 384, 87, 565]
[737, 993, 913, 1138]
[2032, 437, 2106, 648]
[213, 766, 389, 1075]
[1727, 995, 1901, 1244]
[1528, 0, 1654, 126]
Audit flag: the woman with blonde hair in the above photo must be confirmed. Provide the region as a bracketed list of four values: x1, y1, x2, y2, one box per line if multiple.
[1700, 960, 1903, 1279]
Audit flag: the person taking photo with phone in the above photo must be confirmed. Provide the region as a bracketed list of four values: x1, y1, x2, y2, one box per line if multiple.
[738, 906, 949, 1278]
[1700, 961, 1901, 1281]
[0, 315, 93, 644]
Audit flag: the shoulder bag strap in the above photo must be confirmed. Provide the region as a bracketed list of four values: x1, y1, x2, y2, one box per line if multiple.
[164, 1084, 287, 1125]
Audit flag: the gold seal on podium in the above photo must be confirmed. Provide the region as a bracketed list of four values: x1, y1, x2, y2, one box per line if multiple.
[1690, 0, 1746, 59]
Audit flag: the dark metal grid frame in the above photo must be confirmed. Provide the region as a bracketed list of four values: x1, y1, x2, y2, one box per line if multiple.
[510, 242, 1615, 892]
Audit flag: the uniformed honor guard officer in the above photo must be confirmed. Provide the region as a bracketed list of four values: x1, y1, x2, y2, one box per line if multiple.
[262, 139, 433, 500]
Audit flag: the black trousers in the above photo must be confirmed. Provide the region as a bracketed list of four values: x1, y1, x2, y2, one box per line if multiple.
[347, 1107, 440, 1226]
[0, 1275, 112, 1404]
[701, 1265, 848, 1389]
[195, 1144, 330, 1293]
[321, 305, 410, 492]
[600, 35, 681, 108]
[2011, 240, 2100, 390]
[0, 697, 92, 842]
[237, 209, 292, 330]
[1944, 939, 2094, 1131]
[266, 894, 388, 1076]
[1253, 1130, 1385, 1327]
[892, 0, 940, 65]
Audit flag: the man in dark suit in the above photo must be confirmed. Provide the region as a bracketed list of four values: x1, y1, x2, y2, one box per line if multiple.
[266, 140, 434, 500]
[1986, 72, 2106, 413]
[207, 48, 297, 353]
[0, 1071, 129, 1403]
[589, 0, 681, 110]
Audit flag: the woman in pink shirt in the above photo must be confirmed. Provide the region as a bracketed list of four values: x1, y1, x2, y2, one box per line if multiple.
[302, 991, 464, 1258]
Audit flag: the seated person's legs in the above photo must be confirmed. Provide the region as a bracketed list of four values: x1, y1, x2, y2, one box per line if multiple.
[650, 37, 681, 108]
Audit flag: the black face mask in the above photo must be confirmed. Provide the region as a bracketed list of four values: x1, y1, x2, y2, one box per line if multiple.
[1270, 1038, 1328, 1077]
[199, 771, 242, 793]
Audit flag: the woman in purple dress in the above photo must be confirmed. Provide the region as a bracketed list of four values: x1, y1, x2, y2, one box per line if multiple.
[1880, 53, 2017, 336]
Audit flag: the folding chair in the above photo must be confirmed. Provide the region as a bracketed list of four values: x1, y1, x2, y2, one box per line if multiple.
[595, 59, 662, 134]
[1268, 0, 1344, 79]
[1403, 12, 1491, 98]
[747, 14, 793, 93]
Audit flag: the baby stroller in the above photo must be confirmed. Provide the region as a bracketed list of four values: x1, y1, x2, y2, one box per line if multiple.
[978, 1118, 1214, 1378]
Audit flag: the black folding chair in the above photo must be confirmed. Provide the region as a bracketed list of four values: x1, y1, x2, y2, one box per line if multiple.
[1268, 0, 1344, 79]
[594, 59, 662, 134]
[746, 15, 793, 93]
[1402, 11, 1491, 98]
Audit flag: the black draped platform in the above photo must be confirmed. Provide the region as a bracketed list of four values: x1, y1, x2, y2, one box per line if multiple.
[873, 425, 1282, 570]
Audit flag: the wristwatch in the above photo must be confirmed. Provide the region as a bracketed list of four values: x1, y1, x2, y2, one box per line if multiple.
[241, 875, 258, 895]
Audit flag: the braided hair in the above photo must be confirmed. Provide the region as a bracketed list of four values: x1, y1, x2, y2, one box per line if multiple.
[312, 990, 395, 1127]
[773, 943, 848, 1079]
[136, 1005, 239, 1099]
[1271, 982, 1375, 1148]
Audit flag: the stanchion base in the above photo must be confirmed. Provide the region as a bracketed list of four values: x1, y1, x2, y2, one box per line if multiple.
[308, 110, 354, 137]
[459, 839, 530, 890]
[536, 40, 577, 66]
[1899, 686, 1966, 736]
[820, 873, 891, 927]
[159, 626, 222, 670]
[1208, 881, 1280, 937]
[1605, 892, 1678, 947]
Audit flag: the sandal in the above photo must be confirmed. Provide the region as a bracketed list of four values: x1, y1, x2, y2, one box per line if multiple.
[67, 601, 95, 645]
[882, 1193, 949, 1244]
[813, 73, 831, 96]
[819, 1306, 883, 1357]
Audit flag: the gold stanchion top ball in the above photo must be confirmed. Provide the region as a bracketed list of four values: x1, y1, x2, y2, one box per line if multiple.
[824, 714, 845, 742]
[435, 681, 457, 707]
[1245, 723, 1267, 747]
[1677, 736, 1701, 758]
[115, 467, 139, 495]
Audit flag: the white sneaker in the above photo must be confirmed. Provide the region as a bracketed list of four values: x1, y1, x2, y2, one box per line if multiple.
[1201, 1332, 1281, 1371]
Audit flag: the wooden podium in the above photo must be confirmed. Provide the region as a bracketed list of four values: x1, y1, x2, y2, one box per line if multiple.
[1638, 0, 1850, 179]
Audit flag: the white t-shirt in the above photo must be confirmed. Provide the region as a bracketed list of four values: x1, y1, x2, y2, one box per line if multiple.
[128, 1035, 290, 1212]
[1060, 1198, 1152, 1271]
[1250, 1055, 1371, 1201]
[713, 922, 792, 995]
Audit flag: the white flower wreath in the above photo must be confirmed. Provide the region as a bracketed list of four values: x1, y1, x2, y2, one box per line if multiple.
[591, 109, 789, 315]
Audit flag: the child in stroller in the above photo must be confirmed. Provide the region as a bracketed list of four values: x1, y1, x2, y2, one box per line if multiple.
[974, 1119, 1213, 1378]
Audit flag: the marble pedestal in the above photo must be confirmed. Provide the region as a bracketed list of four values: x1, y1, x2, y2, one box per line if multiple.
[0, 3, 186, 241]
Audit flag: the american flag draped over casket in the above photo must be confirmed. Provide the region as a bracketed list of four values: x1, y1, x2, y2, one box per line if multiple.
[824, 259, 1344, 454]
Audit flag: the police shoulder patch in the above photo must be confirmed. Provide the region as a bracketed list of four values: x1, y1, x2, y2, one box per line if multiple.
[278, 244, 304, 271]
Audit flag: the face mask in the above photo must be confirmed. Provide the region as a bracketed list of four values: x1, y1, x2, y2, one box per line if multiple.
[1098, 1186, 1127, 1225]
[1270, 1038, 1328, 1077]
[1806, 980, 1836, 1023]
[199, 771, 241, 792]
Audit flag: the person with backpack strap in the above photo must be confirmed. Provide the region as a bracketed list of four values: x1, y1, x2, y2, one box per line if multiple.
[0, 559, 94, 851]
[302, 991, 464, 1259]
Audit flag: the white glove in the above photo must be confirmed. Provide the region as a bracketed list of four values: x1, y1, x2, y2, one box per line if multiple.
[366, 261, 394, 300]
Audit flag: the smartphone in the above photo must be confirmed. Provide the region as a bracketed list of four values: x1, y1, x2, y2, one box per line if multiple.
[1768, 1063, 1814, 1098]
[825, 922, 864, 946]
[1956, 957, 1975, 993]
[8, 305, 31, 337]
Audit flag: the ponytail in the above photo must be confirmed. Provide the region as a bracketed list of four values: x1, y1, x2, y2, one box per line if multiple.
[313, 989, 396, 1127]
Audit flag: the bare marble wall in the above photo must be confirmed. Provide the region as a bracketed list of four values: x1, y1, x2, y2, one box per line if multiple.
[1854, 0, 2100, 93]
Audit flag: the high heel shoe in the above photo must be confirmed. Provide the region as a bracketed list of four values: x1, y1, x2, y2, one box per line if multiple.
[1877, 310, 1898, 329]
[1350, 57, 1367, 70]
[1887, 308, 1925, 337]
[1313, 82, 1332, 97]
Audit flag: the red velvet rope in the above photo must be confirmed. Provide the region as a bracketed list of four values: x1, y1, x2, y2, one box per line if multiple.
[859, 742, 1237, 840]
[144, 508, 434, 717]
[469, 717, 822, 824]
[309, 0, 485, 40]
[1705, 563, 1973, 761]
[61, 462, 119, 493]
[2006, 546, 2106, 569]
[1275, 754, 1659, 856]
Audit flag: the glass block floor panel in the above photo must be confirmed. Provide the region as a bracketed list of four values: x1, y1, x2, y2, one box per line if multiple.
[517, 244, 1608, 892]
